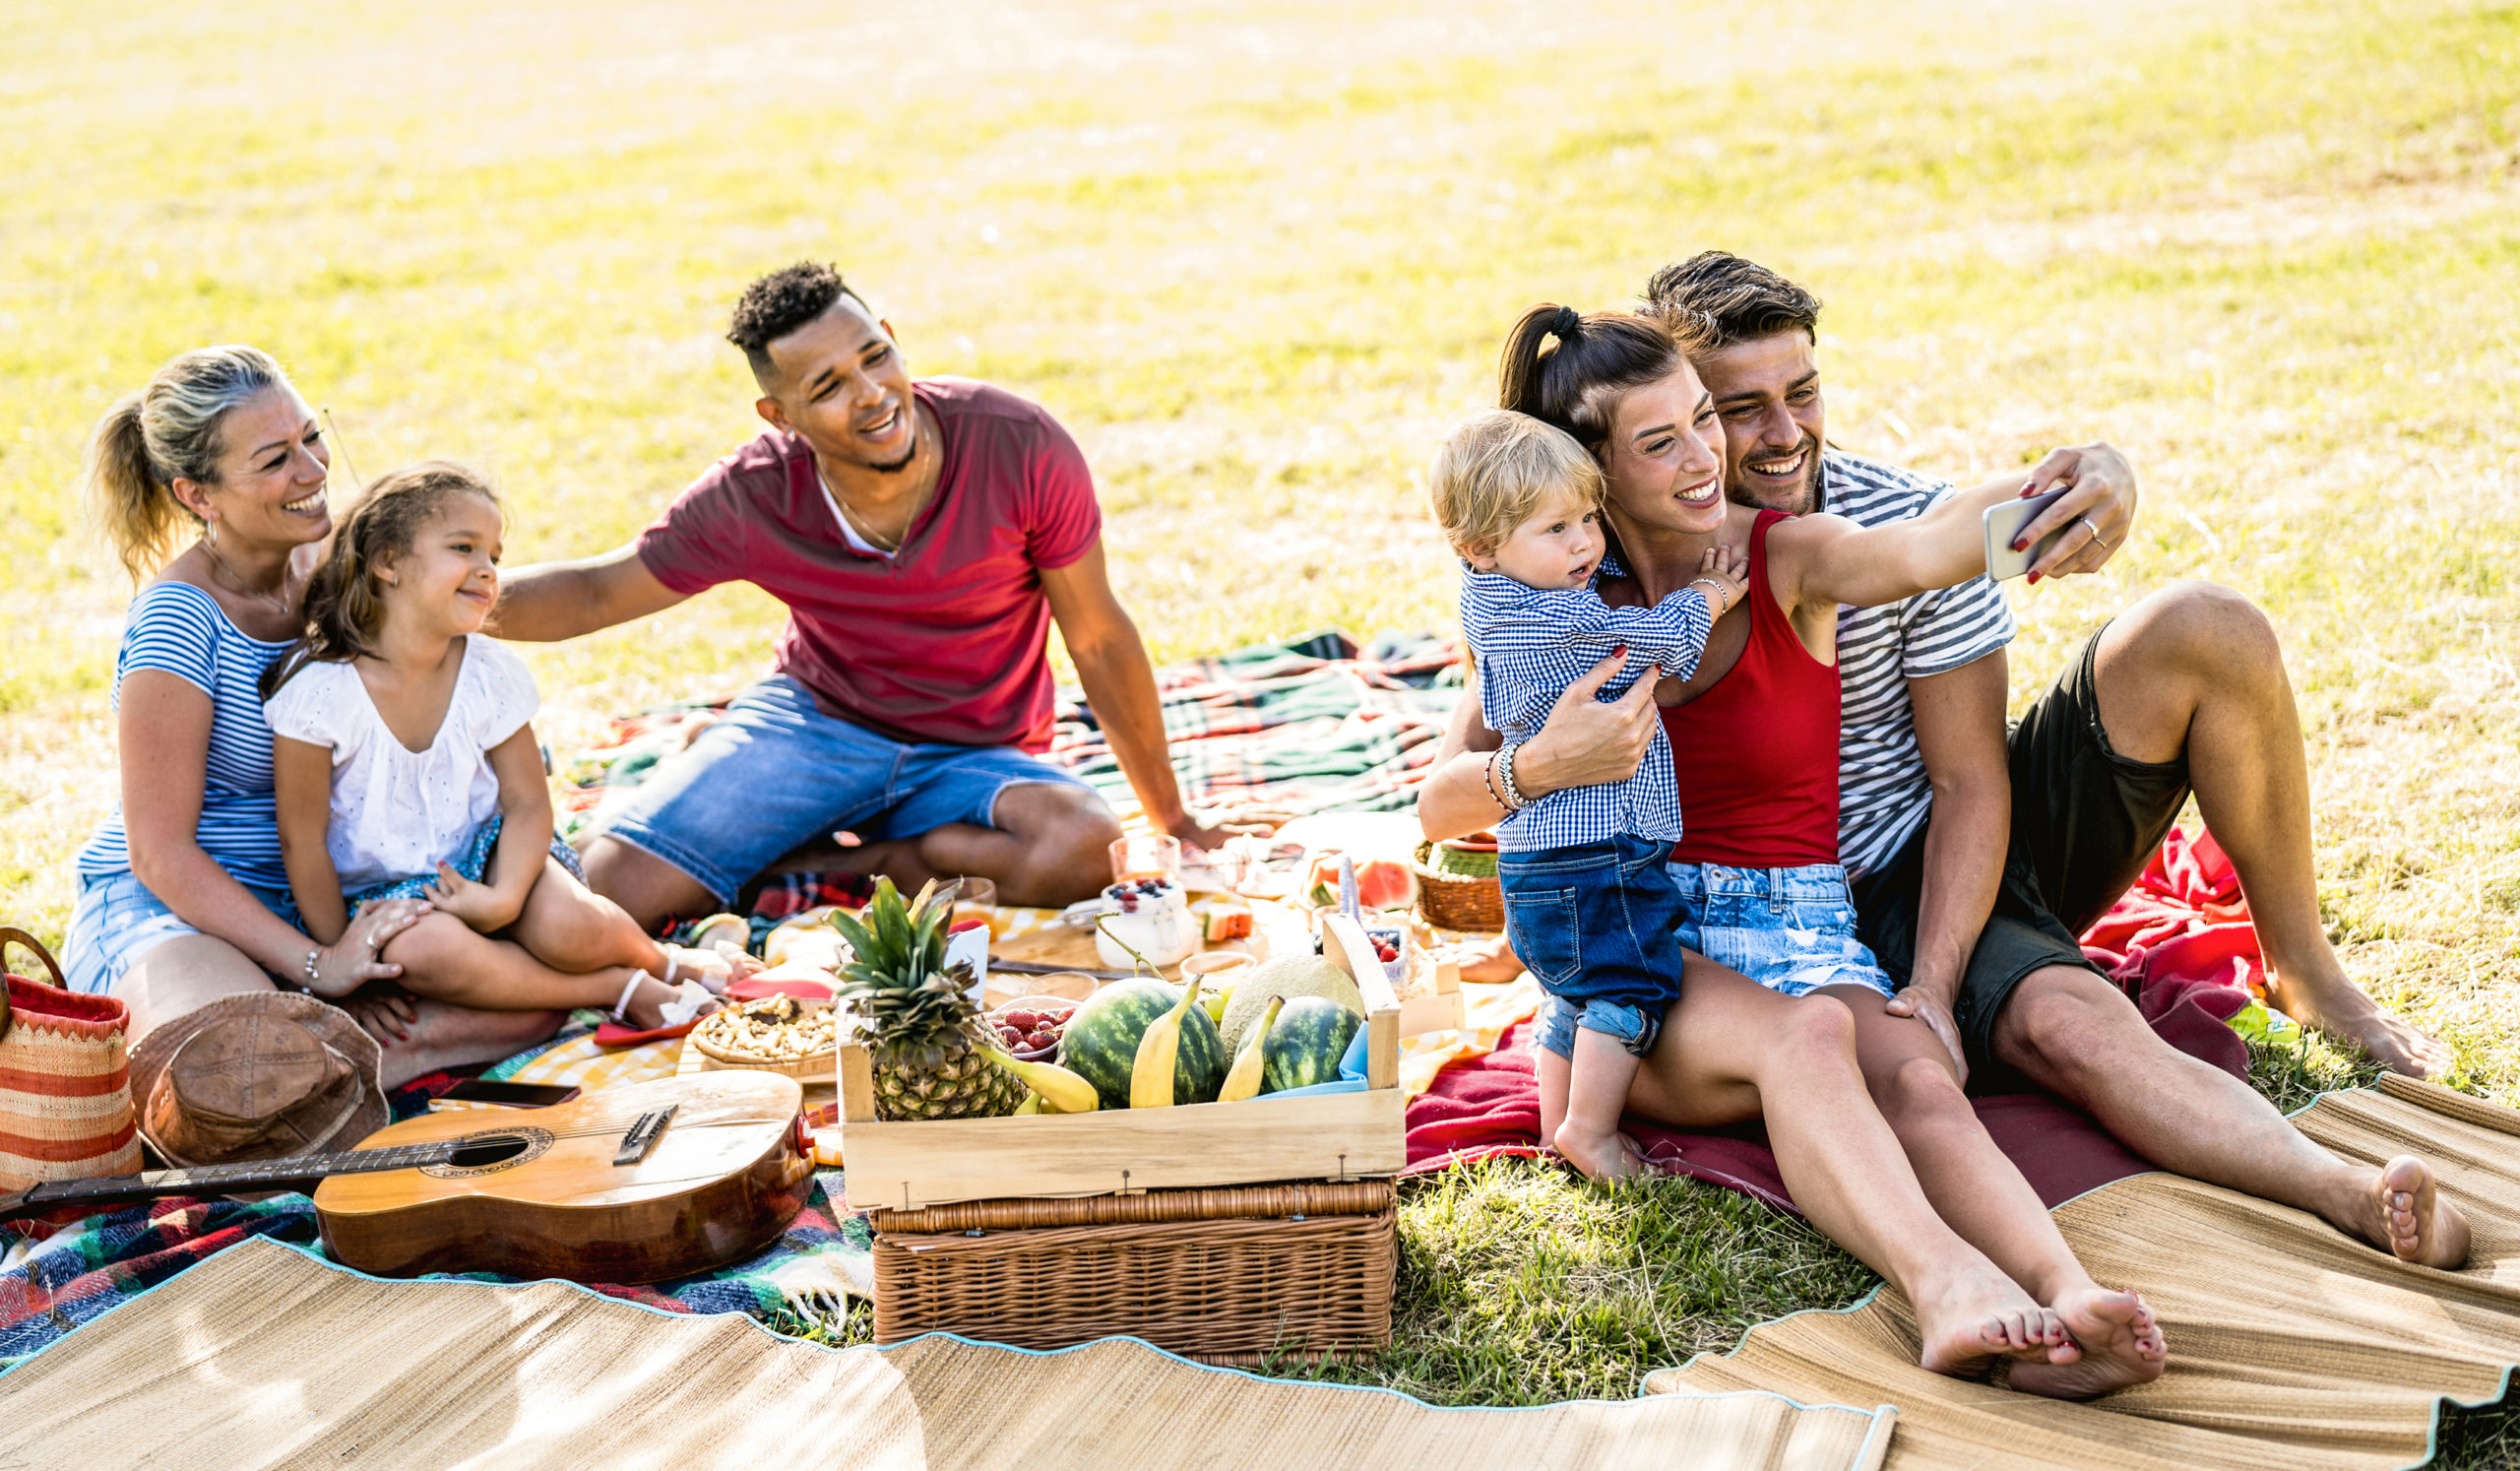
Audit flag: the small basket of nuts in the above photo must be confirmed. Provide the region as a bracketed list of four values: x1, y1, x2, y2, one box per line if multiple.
[690, 993, 842, 1081]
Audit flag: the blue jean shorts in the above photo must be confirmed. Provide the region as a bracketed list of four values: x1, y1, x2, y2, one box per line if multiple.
[62, 867, 302, 996]
[1669, 860, 1896, 1000]
[598, 673, 1102, 905]
[1498, 834, 1687, 1061]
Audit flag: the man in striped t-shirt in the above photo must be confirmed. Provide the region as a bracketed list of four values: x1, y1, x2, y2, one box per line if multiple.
[1643, 251, 2463, 1268]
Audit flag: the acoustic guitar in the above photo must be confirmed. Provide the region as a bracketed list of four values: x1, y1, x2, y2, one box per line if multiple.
[0, 1072, 814, 1285]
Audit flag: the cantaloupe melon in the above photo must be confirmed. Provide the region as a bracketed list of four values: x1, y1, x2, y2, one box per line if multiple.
[1216, 955, 1364, 1055]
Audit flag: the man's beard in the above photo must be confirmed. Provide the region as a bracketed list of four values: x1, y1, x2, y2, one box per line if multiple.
[868, 447, 916, 475]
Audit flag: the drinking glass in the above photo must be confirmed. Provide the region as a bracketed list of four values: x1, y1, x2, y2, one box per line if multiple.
[1107, 833, 1183, 886]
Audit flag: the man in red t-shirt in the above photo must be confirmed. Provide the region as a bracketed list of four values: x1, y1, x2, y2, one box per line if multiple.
[491, 262, 1238, 924]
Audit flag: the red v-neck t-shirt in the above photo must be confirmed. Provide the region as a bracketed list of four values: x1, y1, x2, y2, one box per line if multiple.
[634, 377, 1101, 751]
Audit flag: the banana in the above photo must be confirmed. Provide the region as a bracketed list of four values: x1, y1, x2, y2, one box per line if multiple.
[1128, 974, 1204, 1109]
[1014, 1094, 1043, 1116]
[1217, 994, 1284, 1103]
[982, 1045, 1101, 1115]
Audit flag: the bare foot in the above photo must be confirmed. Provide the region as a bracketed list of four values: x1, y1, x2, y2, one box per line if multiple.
[1553, 1122, 1649, 1183]
[368, 999, 568, 1089]
[2358, 1155, 2472, 1269]
[662, 943, 760, 991]
[2269, 976, 2449, 1078]
[1911, 1273, 2071, 1380]
[2010, 1286, 2168, 1399]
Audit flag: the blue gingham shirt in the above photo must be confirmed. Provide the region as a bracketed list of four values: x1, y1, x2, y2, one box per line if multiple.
[1461, 567, 1713, 853]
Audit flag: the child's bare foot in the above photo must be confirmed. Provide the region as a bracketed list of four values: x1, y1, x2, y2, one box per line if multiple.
[2362, 1155, 2471, 1269]
[2010, 1286, 2168, 1399]
[614, 973, 720, 1031]
[1912, 1272, 2071, 1381]
[662, 943, 759, 991]
[1553, 1121, 1650, 1183]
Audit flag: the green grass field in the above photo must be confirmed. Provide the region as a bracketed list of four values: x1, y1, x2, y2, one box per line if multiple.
[7, 0, 2519, 1456]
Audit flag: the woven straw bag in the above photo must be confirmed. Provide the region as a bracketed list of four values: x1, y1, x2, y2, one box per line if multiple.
[0, 927, 144, 1193]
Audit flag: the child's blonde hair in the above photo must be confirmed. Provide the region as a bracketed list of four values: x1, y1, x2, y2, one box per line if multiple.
[1427, 409, 1605, 559]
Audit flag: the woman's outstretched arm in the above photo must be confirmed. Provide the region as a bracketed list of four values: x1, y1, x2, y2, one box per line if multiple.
[1774, 445, 2140, 612]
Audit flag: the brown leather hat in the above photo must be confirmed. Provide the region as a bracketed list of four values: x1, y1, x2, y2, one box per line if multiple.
[128, 992, 388, 1168]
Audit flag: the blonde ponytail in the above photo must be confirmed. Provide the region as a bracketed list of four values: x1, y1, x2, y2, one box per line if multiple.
[79, 345, 289, 584]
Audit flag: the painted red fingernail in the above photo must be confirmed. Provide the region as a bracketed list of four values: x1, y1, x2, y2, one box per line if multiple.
[2012, 539, 2027, 550]
[2027, 570, 2043, 584]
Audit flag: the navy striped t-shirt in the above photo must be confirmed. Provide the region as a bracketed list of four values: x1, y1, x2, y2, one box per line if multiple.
[75, 581, 294, 890]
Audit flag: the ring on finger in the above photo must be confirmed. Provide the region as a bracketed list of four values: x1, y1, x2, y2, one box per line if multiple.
[2080, 517, 2105, 547]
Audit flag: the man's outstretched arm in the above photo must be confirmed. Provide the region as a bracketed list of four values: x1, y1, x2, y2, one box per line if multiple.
[1884, 650, 2012, 1081]
[1040, 542, 1257, 850]
[486, 544, 689, 642]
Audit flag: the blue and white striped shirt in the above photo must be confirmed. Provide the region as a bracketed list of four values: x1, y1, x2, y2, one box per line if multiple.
[76, 581, 294, 890]
[1462, 567, 1713, 853]
[1820, 450, 2017, 875]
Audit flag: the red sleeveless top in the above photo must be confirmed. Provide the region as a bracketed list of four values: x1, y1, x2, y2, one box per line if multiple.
[1661, 511, 1842, 867]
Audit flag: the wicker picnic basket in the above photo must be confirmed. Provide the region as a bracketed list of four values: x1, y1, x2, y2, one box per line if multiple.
[0, 927, 145, 1194]
[868, 1181, 1397, 1365]
[1412, 839, 1503, 932]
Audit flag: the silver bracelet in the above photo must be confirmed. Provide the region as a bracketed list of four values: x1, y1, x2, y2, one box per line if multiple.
[301, 947, 323, 988]
[1495, 741, 1530, 812]
[1687, 576, 1731, 615]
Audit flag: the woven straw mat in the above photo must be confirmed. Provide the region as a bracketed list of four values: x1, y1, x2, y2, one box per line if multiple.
[0, 1235, 1893, 1471]
[1651, 1074, 2520, 1469]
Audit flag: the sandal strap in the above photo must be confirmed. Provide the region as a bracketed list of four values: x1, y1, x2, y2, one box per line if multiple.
[612, 970, 654, 1024]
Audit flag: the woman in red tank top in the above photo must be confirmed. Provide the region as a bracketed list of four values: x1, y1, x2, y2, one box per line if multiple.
[1417, 304, 2168, 1397]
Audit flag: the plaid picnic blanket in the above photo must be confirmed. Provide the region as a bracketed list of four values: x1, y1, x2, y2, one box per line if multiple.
[559, 629, 1464, 841]
[1, 630, 1468, 1369]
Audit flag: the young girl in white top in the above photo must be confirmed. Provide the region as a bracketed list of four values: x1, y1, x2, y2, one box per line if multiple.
[265, 462, 738, 1029]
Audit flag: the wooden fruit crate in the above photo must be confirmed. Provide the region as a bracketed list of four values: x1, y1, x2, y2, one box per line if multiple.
[868, 1180, 1396, 1363]
[838, 916, 1408, 1214]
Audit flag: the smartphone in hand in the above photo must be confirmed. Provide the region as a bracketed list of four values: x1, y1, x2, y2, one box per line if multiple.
[1984, 487, 2070, 581]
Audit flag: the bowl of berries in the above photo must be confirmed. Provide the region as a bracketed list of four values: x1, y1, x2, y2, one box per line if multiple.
[988, 1000, 1077, 1065]
[1090, 876, 1198, 971]
[1364, 925, 1410, 985]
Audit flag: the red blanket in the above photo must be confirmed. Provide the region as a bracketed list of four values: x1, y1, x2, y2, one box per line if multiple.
[1403, 829, 2260, 1210]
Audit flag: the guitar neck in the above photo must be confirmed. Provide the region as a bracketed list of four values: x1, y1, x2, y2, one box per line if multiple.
[2, 1139, 459, 1219]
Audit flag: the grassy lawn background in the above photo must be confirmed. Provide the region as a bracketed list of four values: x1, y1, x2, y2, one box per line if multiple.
[6, 0, 2518, 1457]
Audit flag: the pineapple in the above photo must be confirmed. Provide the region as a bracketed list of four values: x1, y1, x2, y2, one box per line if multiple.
[832, 878, 1027, 1121]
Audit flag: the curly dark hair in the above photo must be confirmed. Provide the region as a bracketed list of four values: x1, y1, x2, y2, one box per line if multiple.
[726, 261, 871, 387]
[1641, 251, 1822, 350]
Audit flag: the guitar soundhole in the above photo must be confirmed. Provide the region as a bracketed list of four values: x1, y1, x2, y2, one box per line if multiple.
[423, 1126, 555, 1178]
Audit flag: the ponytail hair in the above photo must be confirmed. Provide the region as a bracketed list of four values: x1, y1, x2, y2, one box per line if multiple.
[1496, 303, 1704, 454]
[81, 345, 290, 584]
[263, 461, 503, 698]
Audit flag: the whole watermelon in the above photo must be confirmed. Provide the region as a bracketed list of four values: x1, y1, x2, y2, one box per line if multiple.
[1261, 995, 1362, 1093]
[1059, 978, 1228, 1109]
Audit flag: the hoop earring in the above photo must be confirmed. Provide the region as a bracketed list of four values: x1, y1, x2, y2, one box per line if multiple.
[204, 520, 218, 548]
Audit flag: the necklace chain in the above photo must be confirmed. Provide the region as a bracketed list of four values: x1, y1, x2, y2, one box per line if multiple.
[200, 537, 293, 614]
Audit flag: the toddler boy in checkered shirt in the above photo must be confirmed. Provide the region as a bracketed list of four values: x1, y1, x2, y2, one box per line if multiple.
[1432, 411, 1746, 1182]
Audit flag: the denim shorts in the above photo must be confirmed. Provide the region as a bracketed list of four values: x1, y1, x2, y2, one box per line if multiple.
[1498, 834, 1687, 1060]
[346, 813, 587, 909]
[1535, 994, 1665, 1061]
[1669, 860, 1896, 1000]
[598, 673, 1102, 905]
[62, 867, 302, 996]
